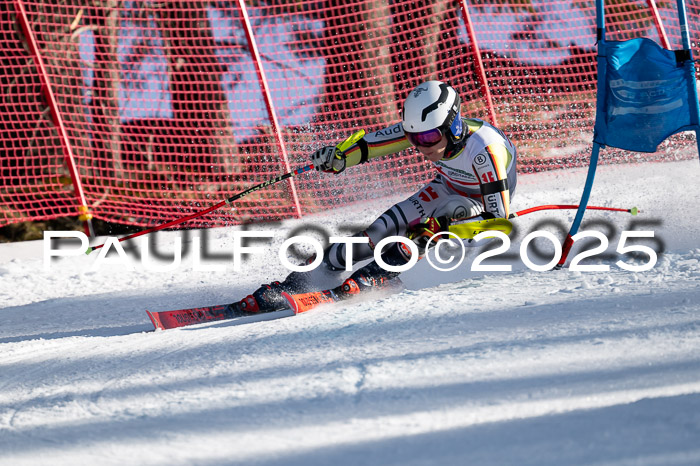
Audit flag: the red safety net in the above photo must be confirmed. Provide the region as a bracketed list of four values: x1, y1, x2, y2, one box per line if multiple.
[1, 0, 699, 230]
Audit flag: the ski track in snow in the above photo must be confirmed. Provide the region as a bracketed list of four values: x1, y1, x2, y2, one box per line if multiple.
[1, 159, 699, 465]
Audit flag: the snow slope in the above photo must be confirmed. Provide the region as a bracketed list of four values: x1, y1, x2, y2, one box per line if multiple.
[1, 158, 699, 465]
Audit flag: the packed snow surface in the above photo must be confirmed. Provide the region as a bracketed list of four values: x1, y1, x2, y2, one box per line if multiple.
[1, 159, 699, 465]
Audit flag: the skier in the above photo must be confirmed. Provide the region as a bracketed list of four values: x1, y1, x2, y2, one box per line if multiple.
[226, 80, 517, 315]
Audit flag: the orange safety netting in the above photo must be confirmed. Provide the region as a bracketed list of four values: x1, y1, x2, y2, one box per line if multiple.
[1, 0, 699, 229]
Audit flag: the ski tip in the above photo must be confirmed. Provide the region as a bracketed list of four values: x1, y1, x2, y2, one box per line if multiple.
[281, 292, 299, 314]
[630, 207, 639, 216]
[85, 247, 93, 255]
[145, 310, 164, 331]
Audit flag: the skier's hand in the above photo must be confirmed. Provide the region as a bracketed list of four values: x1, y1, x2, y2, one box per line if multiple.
[408, 216, 451, 251]
[311, 146, 346, 174]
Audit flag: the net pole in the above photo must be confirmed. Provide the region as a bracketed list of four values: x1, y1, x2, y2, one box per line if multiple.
[15, 0, 95, 237]
[235, 0, 303, 218]
[457, 0, 498, 126]
[646, 0, 671, 48]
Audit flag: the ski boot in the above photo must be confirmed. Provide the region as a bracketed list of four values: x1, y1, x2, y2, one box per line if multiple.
[333, 276, 363, 300]
[225, 258, 344, 316]
[332, 254, 405, 301]
[224, 281, 288, 317]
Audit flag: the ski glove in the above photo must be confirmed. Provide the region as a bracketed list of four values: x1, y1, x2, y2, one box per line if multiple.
[311, 146, 347, 174]
[407, 216, 451, 251]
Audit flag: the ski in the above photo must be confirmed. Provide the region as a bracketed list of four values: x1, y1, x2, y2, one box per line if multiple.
[146, 305, 293, 330]
[148, 274, 406, 330]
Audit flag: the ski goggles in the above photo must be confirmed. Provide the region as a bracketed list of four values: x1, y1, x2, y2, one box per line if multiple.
[405, 128, 443, 147]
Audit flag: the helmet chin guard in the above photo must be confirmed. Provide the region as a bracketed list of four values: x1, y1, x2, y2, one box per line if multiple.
[402, 80, 462, 145]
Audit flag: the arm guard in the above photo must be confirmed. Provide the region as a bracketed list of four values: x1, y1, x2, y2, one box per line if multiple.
[343, 123, 412, 169]
[473, 143, 513, 218]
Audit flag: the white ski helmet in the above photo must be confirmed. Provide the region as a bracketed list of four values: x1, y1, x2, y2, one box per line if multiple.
[402, 80, 463, 145]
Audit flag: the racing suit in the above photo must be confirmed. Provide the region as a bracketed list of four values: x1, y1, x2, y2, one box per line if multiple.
[324, 117, 518, 270]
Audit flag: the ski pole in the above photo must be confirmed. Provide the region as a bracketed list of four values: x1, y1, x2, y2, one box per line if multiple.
[511, 204, 638, 218]
[86, 129, 366, 254]
[447, 205, 636, 239]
